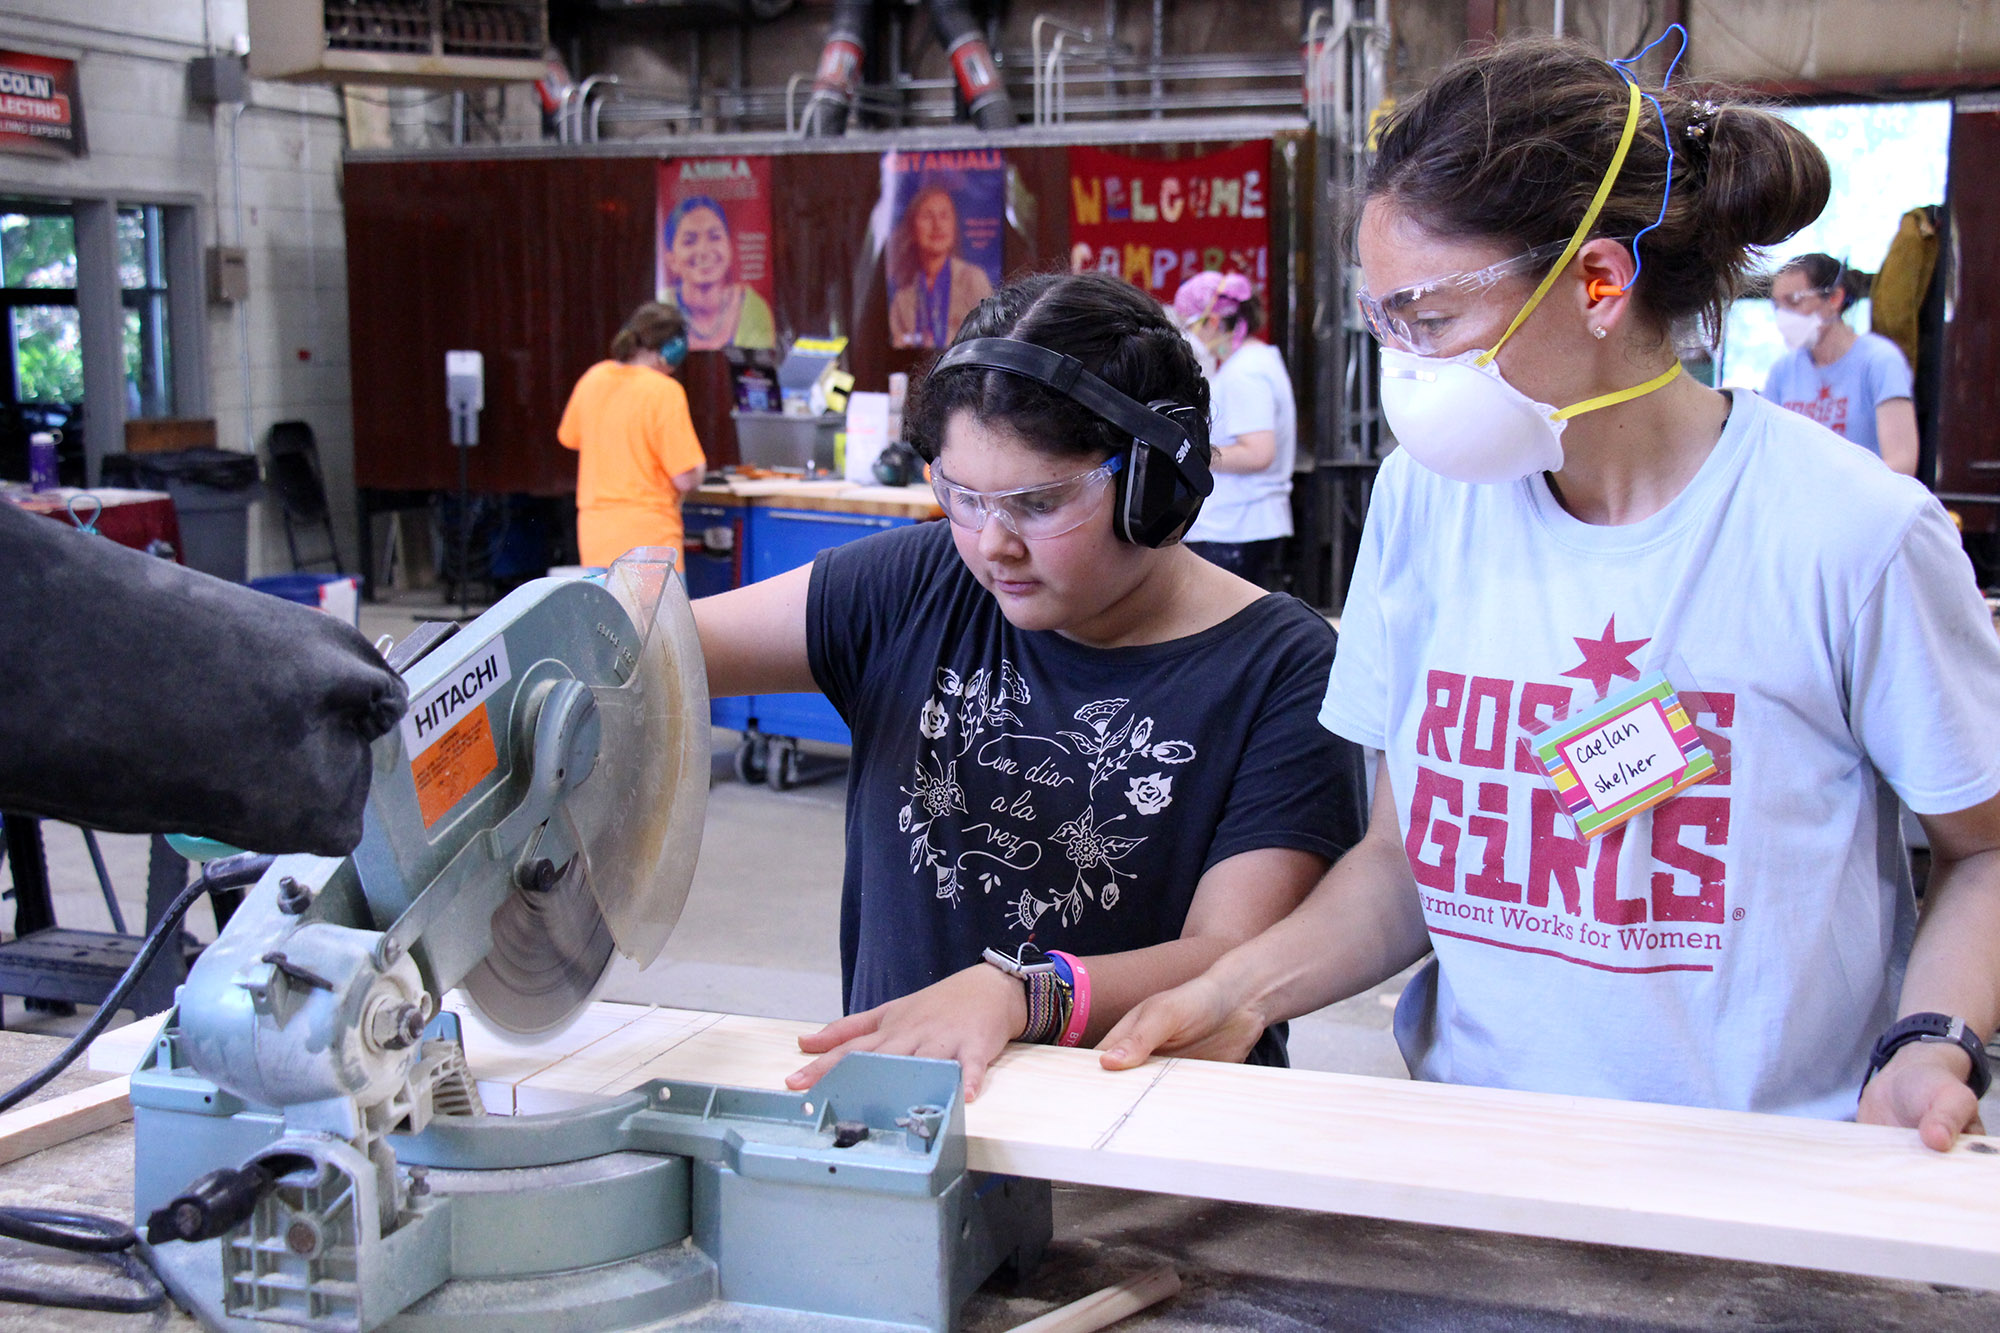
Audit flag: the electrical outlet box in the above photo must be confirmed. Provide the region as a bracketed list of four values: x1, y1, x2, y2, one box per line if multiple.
[207, 246, 249, 304]
[188, 53, 247, 105]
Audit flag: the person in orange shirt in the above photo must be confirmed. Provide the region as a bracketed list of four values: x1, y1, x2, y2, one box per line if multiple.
[558, 302, 707, 568]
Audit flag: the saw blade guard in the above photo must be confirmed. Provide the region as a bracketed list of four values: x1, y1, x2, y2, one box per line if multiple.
[569, 547, 711, 968]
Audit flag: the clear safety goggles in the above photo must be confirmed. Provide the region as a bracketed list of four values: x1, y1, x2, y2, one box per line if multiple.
[931, 455, 1122, 540]
[1773, 285, 1837, 311]
[1356, 239, 1576, 357]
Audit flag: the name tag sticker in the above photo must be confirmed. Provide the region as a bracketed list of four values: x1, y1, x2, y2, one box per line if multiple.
[1535, 672, 1716, 839]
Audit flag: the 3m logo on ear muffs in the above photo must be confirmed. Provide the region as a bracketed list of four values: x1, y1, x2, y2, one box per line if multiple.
[932, 337, 1213, 548]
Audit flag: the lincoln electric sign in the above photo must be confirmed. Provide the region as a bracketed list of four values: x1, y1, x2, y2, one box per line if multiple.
[0, 51, 85, 159]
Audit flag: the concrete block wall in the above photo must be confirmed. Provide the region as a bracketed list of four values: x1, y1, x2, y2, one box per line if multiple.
[0, 0, 353, 581]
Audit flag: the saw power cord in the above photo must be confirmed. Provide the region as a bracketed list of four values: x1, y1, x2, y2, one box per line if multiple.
[0, 850, 273, 1312]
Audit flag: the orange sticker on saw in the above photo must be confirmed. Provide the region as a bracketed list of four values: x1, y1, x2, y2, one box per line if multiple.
[412, 701, 498, 827]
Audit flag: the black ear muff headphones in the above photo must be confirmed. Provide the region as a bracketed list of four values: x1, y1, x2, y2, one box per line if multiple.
[932, 336, 1212, 548]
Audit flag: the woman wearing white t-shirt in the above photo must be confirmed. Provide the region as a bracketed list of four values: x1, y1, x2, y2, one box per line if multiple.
[1102, 33, 2000, 1151]
[1171, 271, 1298, 587]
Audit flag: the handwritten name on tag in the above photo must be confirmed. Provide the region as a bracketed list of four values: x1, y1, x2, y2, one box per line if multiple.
[1561, 700, 1684, 811]
[1533, 672, 1717, 839]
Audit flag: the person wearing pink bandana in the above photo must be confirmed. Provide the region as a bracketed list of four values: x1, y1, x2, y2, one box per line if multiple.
[1171, 270, 1297, 587]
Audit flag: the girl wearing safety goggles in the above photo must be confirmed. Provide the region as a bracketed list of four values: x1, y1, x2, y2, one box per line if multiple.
[693, 271, 1365, 1099]
[1104, 34, 2000, 1152]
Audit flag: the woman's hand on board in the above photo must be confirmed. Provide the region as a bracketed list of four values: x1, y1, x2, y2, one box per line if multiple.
[789, 963, 1028, 1100]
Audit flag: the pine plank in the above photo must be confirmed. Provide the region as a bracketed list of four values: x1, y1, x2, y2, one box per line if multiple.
[443, 1002, 2000, 1292]
[0, 1076, 132, 1166]
[92, 1000, 2000, 1291]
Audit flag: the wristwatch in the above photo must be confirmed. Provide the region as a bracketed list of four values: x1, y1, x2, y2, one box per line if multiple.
[982, 943, 1069, 1043]
[981, 943, 1057, 977]
[1864, 1012, 1993, 1099]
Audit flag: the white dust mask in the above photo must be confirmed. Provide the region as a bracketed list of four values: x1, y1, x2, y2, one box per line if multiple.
[1379, 346, 1569, 483]
[1774, 307, 1823, 352]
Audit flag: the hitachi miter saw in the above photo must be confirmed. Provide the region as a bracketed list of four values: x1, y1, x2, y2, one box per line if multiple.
[128, 552, 1049, 1332]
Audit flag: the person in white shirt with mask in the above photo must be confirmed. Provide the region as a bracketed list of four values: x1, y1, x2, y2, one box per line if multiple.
[1099, 32, 2000, 1152]
[1172, 271, 1298, 587]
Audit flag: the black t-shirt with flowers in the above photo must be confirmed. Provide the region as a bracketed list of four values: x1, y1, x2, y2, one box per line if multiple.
[807, 519, 1366, 1063]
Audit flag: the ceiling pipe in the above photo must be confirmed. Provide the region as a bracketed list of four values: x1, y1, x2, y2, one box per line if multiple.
[801, 0, 1018, 135]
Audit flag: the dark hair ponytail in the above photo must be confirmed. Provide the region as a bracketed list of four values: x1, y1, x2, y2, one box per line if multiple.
[1367, 36, 1830, 336]
[906, 270, 1209, 464]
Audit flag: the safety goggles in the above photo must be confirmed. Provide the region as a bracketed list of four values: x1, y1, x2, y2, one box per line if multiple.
[931, 456, 1122, 540]
[1356, 239, 1576, 357]
[1773, 285, 1837, 311]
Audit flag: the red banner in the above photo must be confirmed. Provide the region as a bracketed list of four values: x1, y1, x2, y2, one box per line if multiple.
[0, 51, 85, 160]
[657, 156, 776, 350]
[1067, 143, 1270, 302]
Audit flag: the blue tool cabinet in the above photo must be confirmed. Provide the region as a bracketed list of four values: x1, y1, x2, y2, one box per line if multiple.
[690, 492, 923, 788]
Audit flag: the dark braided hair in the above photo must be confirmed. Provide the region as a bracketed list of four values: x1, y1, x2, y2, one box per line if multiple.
[907, 271, 1210, 465]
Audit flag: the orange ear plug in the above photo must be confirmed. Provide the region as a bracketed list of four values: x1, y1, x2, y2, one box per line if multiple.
[1587, 279, 1626, 302]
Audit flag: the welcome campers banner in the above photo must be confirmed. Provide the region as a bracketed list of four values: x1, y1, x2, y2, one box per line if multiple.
[0, 51, 85, 159]
[1067, 143, 1271, 303]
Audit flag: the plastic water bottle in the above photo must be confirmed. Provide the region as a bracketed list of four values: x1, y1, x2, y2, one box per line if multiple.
[27, 431, 57, 492]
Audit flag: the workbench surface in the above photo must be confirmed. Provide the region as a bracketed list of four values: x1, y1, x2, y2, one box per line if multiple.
[5, 1026, 1999, 1331]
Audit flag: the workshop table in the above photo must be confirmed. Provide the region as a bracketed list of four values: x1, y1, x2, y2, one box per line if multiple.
[5, 1026, 2000, 1332]
[1, 487, 183, 560]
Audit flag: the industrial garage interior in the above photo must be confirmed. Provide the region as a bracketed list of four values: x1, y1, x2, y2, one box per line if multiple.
[6, 2, 2000, 1329]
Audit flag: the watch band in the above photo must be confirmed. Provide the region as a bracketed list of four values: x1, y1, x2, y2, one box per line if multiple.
[981, 944, 1056, 977]
[1864, 1012, 1993, 1099]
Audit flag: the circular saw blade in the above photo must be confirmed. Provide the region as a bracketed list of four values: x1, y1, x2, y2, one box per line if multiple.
[458, 550, 709, 1039]
[573, 548, 711, 965]
[461, 853, 616, 1036]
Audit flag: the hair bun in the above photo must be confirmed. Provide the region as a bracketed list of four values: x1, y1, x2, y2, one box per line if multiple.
[1695, 105, 1830, 254]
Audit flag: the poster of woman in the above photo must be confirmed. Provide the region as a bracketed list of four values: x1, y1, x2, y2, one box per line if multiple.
[657, 157, 777, 350]
[884, 149, 1004, 349]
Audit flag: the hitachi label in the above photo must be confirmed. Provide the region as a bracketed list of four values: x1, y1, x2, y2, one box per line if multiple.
[400, 638, 511, 758]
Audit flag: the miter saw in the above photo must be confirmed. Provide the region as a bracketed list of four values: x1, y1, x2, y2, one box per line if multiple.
[127, 551, 1049, 1332]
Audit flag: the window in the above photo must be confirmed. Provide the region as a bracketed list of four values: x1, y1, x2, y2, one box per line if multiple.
[1716, 101, 1952, 391]
[1, 207, 80, 405]
[119, 204, 173, 419]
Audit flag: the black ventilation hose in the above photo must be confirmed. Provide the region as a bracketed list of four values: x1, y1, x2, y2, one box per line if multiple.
[802, 0, 876, 135]
[928, 0, 1017, 130]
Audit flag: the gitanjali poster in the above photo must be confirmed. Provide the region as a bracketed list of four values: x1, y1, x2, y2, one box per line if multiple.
[882, 148, 1005, 349]
[657, 156, 776, 350]
[1068, 143, 1271, 302]
[0, 51, 85, 159]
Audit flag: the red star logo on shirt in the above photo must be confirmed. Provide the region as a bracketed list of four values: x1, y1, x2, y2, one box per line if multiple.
[1561, 616, 1650, 699]
[1817, 384, 1834, 401]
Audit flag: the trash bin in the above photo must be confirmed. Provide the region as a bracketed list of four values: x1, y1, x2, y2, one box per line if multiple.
[249, 573, 359, 627]
[101, 449, 262, 581]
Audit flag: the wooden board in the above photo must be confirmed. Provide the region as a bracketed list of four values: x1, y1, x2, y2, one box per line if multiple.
[0, 1076, 131, 1166]
[90, 1000, 2000, 1292]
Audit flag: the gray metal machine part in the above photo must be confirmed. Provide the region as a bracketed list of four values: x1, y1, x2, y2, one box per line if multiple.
[133, 556, 1051, 1331]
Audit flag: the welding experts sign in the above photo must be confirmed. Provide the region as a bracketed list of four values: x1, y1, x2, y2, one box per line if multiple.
[0, 52, 85, 159]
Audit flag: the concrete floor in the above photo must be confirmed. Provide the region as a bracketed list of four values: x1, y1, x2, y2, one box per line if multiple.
[4, 597, 1999, 1328]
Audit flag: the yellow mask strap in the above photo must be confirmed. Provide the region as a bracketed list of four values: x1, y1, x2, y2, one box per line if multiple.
[1550, 360, 1682, 422]
[1475, 77, 1644, 369]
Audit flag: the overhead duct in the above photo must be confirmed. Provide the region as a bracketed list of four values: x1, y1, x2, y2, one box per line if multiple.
[801, 0, 1017, 135]
[800, 0, 872, 134]
[929, 0, 1015, 129]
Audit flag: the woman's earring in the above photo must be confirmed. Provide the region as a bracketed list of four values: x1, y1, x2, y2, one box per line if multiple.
[1591, 326, 1609, 340]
